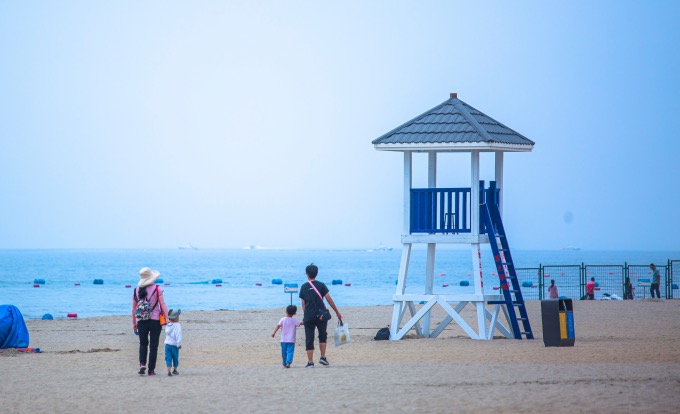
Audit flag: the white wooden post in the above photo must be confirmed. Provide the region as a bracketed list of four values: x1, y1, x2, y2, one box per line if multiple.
[495, 151, 504, 217]
[403, 152, 412, 234]
[470, 150, 487, 338]
[423, 152, 437, 336]
[391, 151, 414, 340]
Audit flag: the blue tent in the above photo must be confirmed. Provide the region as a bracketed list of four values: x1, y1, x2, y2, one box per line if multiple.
[0, 305, 30, 349]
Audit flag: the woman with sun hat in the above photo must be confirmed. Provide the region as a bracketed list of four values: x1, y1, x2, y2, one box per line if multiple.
[132, 267, 169, 376]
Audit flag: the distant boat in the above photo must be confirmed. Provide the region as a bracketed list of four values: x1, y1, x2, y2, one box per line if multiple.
[562, 246, 581, 251]
[368, 243, 393, 252]
[178, 243, 198, 250]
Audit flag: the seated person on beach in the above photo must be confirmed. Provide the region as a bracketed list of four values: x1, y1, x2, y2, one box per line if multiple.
[624, 276, 634, 300]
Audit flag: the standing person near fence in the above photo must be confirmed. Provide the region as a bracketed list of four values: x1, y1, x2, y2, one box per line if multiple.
[548, 279, 559, 299]
[624, 276, 634, 300]
[299, 263, 342, 368]
[650, 263, 661, 299]
[586, 277, 596, 300]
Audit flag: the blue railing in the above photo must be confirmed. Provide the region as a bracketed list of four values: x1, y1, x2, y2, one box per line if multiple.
[410, 181, 499, 234]
[410, 187, 471, 233]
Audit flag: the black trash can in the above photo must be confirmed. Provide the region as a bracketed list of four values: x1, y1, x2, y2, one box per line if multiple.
[541, 299, 575, 347]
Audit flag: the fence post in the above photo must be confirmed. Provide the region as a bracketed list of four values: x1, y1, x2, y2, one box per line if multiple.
[624, 262, 628, 299]
[538, 264, 543, 300]
[667, 259, 672, 299]
[580, 262, 585, 299]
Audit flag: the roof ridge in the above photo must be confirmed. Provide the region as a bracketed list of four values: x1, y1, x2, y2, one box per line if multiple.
[460, 101, 535, 145]
[451, 99, 494, 143]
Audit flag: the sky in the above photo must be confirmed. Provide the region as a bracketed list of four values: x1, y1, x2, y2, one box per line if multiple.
[1, 1, 679, 250]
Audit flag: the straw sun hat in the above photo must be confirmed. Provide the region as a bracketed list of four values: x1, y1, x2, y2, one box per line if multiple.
[138, 267, 161, 288]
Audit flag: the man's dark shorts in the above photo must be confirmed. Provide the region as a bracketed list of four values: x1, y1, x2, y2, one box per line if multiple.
[304, 318, 328, 350]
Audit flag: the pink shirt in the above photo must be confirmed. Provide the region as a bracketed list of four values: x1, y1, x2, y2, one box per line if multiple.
[131, 285, 169, 327]
[548, 285, 558, 299]
[278, 317, 302, 343]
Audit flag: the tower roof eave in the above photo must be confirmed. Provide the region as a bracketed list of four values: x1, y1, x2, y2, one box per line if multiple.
[373, 142, 534, 153]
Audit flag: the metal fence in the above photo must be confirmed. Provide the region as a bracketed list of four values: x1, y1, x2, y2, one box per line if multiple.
[585, 265, 625, 300]
[542, 265, 582, 300]
[515, 267, 540, 300]
[513, 260, 678, 300]
[670, 260, 679, 299]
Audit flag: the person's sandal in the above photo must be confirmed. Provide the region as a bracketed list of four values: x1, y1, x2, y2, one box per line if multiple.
[138, 365, 146, 375]
[168, 372, 172, 377]
[172, 369, 179, 375]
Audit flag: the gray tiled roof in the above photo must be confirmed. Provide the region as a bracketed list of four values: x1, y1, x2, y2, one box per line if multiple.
[372, 96, 534, 148]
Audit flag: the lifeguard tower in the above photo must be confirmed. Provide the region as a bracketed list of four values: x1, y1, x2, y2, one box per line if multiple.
[373, 93, 535, 341]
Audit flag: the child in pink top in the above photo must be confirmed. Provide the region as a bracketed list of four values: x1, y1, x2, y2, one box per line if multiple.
[272, 305, 303, 368]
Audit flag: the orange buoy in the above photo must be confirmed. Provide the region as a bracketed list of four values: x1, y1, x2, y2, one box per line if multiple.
[345, 283, 351, 286]
[255, 283, 262, 286]
[33, 284, 40, 288]
[67, 313, 77, 318]
[442, 284, 449, 287]
[492, 286, 499, 290]
[164, 283, 170, 286]
[125, 284, 131, 288]
[215, 283, 222, 287]
[74, 283, 81, 286]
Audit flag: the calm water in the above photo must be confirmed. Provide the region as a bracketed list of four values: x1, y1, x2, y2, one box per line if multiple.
[1, 248, 677, 319]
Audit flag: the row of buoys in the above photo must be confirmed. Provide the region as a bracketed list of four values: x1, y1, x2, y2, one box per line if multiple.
[35, 278, 358, 288]
[41, 313, 77, 320]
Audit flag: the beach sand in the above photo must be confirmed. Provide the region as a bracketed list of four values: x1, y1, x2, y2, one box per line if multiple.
[2, 300, 679, 413]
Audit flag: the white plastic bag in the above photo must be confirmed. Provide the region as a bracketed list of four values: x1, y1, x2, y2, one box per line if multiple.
[334, 320, 350, 347]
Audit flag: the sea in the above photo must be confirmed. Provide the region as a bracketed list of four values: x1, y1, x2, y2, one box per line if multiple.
[1, 248, 678, 319]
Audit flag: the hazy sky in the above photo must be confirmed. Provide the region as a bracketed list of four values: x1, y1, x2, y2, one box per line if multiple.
[1, 1, 679, 250]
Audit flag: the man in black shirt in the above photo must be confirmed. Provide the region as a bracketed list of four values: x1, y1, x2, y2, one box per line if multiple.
[299, 263, 342, 367]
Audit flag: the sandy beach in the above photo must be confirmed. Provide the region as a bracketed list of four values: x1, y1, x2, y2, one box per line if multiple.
[2, 299, 679, 414]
